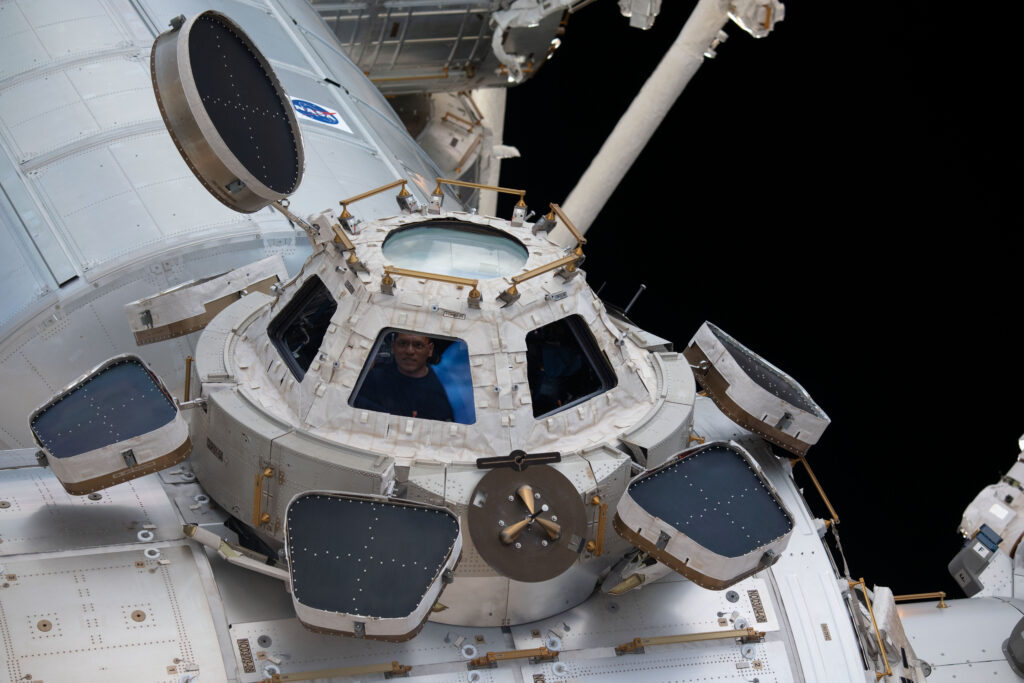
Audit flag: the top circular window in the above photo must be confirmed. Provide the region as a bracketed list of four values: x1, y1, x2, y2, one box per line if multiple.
[382, 221, 528, 279]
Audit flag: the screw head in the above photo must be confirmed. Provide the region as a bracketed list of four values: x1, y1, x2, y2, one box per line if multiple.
[514, 542, 522, 549]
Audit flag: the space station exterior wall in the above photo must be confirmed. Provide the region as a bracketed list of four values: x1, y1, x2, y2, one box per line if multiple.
[200, 388, 292, 532]
[123, 254, 289, 343]
[690, 322, 828, 446]
[271, 430, 394, 503]
[0, 234, 305, 449]
[621, 351, 696, 468]
[196, 387, 396, 540]
[959, 457, 1024, 556]
[0, 0, 456, 447]
[194, 289, 279, 384]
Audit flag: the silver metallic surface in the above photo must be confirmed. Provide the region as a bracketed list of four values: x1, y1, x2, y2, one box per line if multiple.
[521, 640, 793, 681]
[0, 543, 227, 682]
[0, 467, 183, 556]
[310, 0, 565, 95]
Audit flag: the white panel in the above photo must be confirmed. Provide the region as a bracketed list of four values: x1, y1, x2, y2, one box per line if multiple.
[9, 101, 100, 162]
[0, 2, 32, 39]
[229, 619, 508, 683]
[34, 16, 125, 60]
[17, 0, 106, 27]
[34, 145, 134, 217]
[926, 661, 1020, 681]
[67, 57, 157, 128]
[137, 177, 246, 237]
[138, 0, 310, 69]
[509, 574, 779, 651]
[106, 132, 194, 188]
[107, 133, 251, 240]
[0, 71, 81, 130]
[901, 597, 1024, 667]
[0, 544, 227, 683]
[288, 128, 399, 220]
[521, 640, 795, 682]
[65, 192, 164, 268]
[0, 200, 54, 327]
[0, 467, 183, 556]
[0, 9, 51, 82]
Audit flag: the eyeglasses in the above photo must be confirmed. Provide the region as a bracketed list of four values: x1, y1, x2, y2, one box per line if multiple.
[394, 338, 430, 351]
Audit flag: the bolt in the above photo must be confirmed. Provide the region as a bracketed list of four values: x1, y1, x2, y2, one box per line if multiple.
[534, 492, 541, 499]
[541, 540, 548, 547]
[508, 495, 514, 502]
[541, 504, 549, 512]
[498, 520, 505, 527]
[551, 515, 558, 522]
[514, 542, 522, 549]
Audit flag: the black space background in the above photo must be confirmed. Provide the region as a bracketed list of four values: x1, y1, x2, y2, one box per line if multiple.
[496, 1, 1022, 597]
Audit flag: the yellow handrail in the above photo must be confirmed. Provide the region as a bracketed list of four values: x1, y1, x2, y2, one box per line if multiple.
[893, 591, 948, 608]
[265, 660, 411, 682]
[252, 467, 274, 527]
[381, 266, 481, 304]
[469, 646, 557, 669]
[548, 203, 587, 245]
[433, 178, 526, 208]
[615, 627, 764, 654]
[849, 578, 892, 681]
[339, 179, 411, 219]
[791, 455, 839, 525]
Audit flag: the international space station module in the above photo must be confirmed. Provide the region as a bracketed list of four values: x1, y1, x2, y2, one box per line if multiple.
[1, 1, 1024, 682]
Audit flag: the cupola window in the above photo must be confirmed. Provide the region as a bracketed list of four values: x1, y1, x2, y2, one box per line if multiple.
[526, 315, 617, 418]
[350, 329, 475, 424]
[268, 276, 337, 381]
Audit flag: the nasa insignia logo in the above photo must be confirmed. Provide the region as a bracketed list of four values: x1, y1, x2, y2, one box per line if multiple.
[291, 98, 339, 125]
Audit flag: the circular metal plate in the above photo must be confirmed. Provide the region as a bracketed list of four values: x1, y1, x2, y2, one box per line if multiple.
[151, 11, 303, 213]
[467, 465, 586, 583]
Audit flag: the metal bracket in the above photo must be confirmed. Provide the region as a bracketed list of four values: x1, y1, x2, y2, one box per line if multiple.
[476, 449, 561, 471]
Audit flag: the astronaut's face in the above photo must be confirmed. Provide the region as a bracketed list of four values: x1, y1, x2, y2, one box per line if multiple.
[392, 333, 433, 378]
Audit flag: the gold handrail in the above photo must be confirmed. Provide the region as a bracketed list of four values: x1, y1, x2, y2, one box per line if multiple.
[183, 355, 193, 403]
[455, 135, 483, 174]
[893, 591, 948, 608]
[498, 253, 582, 302]
[441, 111, 476, 132]
[510, 254, 581, 286]
[615, 627, 764, 655]
[339, 179, 411, 219]
[265, 661, 411, 682]
[382, 266, 481, 303]
[585, 495, 607, 556]
[252, 467, 274, 527]
[849, 578, 892, 681]
[548, 203, 587, 245]
[791, 455, 839, 525]
[433, 178, 526, 208]
[469, 646, 557, 669]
